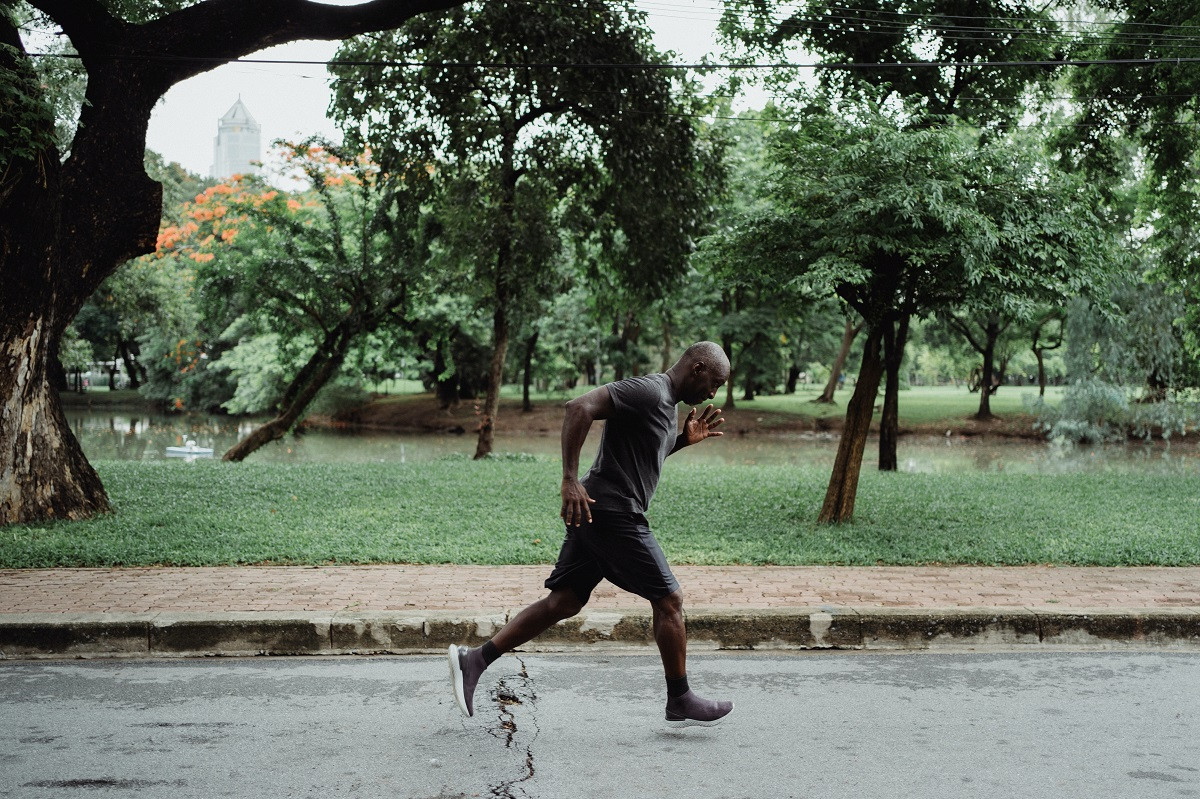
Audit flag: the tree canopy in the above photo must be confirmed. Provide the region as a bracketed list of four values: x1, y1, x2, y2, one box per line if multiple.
[329, 0, 704, 457]
[709, 110, 1122, 521]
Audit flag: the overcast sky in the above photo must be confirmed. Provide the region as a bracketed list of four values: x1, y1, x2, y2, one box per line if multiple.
[143, 0, 743, 178]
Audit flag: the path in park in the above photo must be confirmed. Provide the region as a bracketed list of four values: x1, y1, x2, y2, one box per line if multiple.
[4, 564, 1200, 613]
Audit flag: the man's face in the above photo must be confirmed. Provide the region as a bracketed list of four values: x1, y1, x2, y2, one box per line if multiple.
[682, 362, 728, 405]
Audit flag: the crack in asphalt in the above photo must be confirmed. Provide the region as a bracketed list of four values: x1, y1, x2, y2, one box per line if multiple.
[486, 656, 539, 799]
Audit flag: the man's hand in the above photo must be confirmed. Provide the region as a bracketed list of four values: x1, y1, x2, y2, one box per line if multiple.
[682, 404, 725, 447]
[561, 477, 595, 526]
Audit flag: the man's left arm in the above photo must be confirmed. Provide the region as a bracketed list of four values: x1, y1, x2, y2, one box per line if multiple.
[670, 404, 725, 455]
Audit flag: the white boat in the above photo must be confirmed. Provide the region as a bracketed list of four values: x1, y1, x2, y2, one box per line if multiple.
[166, 439, 215, 458]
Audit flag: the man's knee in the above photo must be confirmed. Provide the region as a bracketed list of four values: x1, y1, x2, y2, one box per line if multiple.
[546, 589, 585, 620]
[652, 588, 684, 617]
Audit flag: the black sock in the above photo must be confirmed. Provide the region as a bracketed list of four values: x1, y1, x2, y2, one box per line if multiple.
[480, 640, 501, 666]
[666, 675, 689, 698]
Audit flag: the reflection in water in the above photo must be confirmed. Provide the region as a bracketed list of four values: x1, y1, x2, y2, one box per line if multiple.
[65, 409, 1200, 474]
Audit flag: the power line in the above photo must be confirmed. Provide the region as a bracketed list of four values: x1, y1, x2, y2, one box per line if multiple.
[26, 51, 1200, 70]
[712, 0, 1200, 33]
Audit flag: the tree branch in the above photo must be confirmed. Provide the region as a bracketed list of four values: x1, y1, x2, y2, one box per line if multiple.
[947, 313, 985, 354]
[515, 100, 574, 130]
[137, 0, 464, 87]
[26, 0, 125, 54]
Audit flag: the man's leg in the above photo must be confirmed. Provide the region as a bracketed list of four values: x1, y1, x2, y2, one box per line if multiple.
[449, 588, 585, 717]
[651, 589, 687, 679]
[651, 589, 734, 727]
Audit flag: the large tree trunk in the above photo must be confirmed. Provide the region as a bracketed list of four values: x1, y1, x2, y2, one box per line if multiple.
[818, 327, 884, 524]
[815, 318, 861, 404]
[1, 321, 111, 524]
[1035, 349, 1047, 396]
[0, 27, 114, 524]
[878, 314, 910, 472]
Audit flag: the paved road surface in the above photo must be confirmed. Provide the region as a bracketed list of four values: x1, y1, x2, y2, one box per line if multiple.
[2, 651, 1197, 798]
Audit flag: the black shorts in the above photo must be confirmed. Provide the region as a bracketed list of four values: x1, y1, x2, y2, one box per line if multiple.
[544, 509, 680, 604]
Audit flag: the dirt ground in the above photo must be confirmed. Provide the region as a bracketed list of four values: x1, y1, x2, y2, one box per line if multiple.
[316, 393, 1044, 440]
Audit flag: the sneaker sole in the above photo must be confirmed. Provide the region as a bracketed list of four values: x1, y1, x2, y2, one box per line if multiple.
[665, 703, 734, 728]
[447, 644, 471, 717]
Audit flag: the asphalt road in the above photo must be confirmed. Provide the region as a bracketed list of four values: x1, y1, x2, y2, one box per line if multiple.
[2, 650, 1197, 799]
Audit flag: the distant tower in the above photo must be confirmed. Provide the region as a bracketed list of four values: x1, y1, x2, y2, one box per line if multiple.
[210, 97, 261, 179]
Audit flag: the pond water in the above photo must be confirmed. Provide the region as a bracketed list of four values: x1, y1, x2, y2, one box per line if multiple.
[65, 409, 1200, 474]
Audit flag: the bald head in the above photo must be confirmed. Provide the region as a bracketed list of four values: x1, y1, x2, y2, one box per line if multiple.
[678, 341, 730, 377]
[668, 341, 730, 404]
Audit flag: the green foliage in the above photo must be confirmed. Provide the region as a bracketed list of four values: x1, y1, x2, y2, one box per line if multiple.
[210, 333, 293, 415]
[56, 325, 93, 373]
[330, 0, 703, 301]
[308, 381, 371, 418]
[712, 113, 1119, 331]
[0, 17, 57, 180]
[1065, 279, 1185, 392]
[137, 326, 233, 412]
[718, 0, 1064, 128]
[4, 459, 1199, 567]
[1060, 2, 1200, 368]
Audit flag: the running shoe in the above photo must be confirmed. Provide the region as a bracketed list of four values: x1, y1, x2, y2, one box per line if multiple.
[447, 644, 479, 717]
[665, 690, 734, 728]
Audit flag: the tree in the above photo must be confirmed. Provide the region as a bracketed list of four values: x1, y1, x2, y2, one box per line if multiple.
[330, 0, 701, 459]
[1063, 2, 1200, 367]
[719, 0, 1065, 129]
[1, 0, 462, 525]
[814, 316, 862, 404]
[162, 140, 432, 461]
[716, 0, 1084, 465]
[714, 112, 1118, 522]
[1028, 307, 1065, 396]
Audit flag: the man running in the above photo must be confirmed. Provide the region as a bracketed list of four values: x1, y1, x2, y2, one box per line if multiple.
[448, 341, 735, 728]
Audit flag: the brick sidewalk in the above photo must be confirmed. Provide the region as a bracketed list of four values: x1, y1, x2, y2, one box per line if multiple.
[3, 565, 1200, 614]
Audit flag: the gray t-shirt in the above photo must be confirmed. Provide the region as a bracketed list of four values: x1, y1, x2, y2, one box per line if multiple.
[581, 373, 679, 514]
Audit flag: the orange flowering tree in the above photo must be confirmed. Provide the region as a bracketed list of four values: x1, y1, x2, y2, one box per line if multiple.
[158, 138, 432, 461]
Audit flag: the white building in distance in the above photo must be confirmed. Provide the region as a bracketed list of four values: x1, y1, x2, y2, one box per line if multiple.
[210, 97, 261, 179]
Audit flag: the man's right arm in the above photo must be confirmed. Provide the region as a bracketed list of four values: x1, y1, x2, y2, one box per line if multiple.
[561, 385, 614, 526]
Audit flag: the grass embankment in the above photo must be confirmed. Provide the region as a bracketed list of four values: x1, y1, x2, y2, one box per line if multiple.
[5, 455, 1197, 568]
[337, 384, 1062, 438]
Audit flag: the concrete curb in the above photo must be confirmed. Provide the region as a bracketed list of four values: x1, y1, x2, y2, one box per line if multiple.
[3, 607, 1200, 660]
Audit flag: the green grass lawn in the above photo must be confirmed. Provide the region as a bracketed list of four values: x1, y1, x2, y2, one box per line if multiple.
[380, 382, 1058, 424]
[749, 384, 1061, 424]
[4, 456, 1196, 568]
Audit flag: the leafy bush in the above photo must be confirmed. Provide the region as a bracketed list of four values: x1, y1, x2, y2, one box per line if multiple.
[309, 381, 371, 417]
[1032, 378, 1196, 443]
